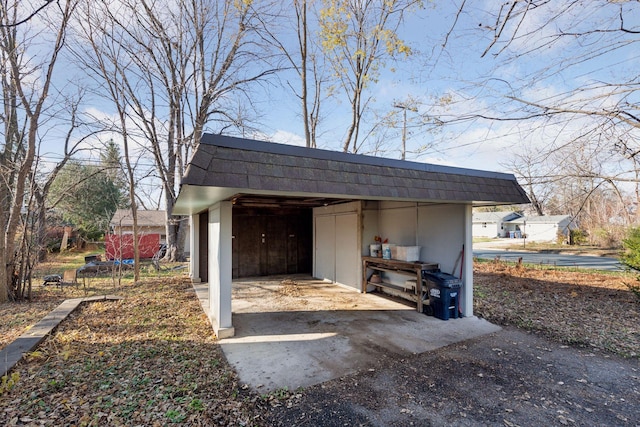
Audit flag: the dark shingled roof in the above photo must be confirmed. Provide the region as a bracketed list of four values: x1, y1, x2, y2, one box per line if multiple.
[174, 134, 529, 214]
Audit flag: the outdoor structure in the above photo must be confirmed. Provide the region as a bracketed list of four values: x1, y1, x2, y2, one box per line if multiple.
[109, 209, 190, 253]
[508, 214, 576, 243]
[472, 212, 577, 243]
[472, 211, 522, 238]
[110, 209, 168, 240]
[172, 134, 529, 338]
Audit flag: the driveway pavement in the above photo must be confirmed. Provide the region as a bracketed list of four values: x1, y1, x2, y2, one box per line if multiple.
[213, 276, 500, 392]
[473, 240, 624, 271]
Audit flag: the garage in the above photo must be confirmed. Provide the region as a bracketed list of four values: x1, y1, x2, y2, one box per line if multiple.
[173, 134, 529, 338]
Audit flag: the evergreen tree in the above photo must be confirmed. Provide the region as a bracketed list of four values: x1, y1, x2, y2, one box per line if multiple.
[99, 139, 129, 208]
[50, 161, 122, 241]
[49, 142, 129, 241]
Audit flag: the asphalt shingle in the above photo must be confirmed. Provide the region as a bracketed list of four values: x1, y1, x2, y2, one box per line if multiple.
[180, 134, 530, 205]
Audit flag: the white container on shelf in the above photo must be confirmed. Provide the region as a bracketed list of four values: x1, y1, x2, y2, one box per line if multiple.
[369, 244, 382, 257]
[395, 246, 421, 262]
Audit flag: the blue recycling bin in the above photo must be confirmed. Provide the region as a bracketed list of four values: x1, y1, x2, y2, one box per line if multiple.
[423, 271, 462, 320]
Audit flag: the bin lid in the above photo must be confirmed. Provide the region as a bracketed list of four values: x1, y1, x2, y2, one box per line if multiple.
[423, 271, 462, 288]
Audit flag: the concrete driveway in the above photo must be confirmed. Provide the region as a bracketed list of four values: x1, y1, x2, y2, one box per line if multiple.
[213, 276, 500, 392]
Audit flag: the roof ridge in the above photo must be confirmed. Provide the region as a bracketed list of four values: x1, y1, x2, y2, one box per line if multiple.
[201, 133, 518, 181]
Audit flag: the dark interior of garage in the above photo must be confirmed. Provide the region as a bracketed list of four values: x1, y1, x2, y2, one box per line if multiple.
[232, 206, 312, 278]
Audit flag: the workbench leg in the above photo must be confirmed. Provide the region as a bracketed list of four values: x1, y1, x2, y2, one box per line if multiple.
[362, 260, 367, 293]
[416, 270, 423, 313]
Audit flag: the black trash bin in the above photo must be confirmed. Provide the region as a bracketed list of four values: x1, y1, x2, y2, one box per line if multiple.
[423, 271, 462, 320]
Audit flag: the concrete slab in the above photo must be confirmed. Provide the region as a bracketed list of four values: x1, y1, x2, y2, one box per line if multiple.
[216, 276, 500, 392]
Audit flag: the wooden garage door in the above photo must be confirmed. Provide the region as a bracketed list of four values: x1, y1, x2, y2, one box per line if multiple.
[232, 210, 311, 278]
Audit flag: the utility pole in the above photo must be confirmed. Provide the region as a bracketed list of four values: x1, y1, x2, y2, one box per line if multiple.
[394, 102, 417, 160]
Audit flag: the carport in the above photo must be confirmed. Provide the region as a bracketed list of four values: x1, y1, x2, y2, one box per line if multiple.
[172, 134, 529, 338]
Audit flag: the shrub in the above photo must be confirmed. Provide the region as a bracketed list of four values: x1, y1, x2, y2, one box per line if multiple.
[621, 227, 640, 271]
[569, 229, 587, 245]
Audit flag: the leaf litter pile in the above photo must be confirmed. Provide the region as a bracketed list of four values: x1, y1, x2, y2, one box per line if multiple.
[1, 277, 274, 426]
[1, 261, 639, 425]
[474, 259, 640, 357]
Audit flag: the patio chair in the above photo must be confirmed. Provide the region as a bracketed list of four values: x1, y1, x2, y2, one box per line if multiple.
[60, 269, 79, 288]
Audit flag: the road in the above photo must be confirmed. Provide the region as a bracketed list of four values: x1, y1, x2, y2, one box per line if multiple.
[472, 248, 624, 271]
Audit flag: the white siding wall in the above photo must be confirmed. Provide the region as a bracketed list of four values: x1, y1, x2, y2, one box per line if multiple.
[417, 204, 466, 275]
[375, 202, 465, 273]
[313, 201, 362, 290]
[362, 201, 380, 256]
[373, 202, 472, 316]
[472, 222, 500, 238]
[525, 223, 560, 242]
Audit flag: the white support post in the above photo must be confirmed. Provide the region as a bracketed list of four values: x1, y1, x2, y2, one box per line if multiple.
[189, 214, 200, 282]
[462, 204, 474, 317]
[208, 201, 235, 338]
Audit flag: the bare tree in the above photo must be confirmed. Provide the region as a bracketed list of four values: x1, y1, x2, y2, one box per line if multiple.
[473, 2, 640, 161]
[72, 0, 281, 262]
[0, 0, 77, 302]
[437, 1, 640, 240]
[319, 0, 421, 153]
[262, 0, 327, 148]
[502, 146, 552, 216]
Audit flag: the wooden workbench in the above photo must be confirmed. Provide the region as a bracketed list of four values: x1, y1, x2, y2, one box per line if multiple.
[362, 256, 439, 313]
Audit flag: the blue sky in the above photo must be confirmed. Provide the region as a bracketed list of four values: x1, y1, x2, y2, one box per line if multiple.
[254, 0, 640, 175]
[30, 0, 640, 194]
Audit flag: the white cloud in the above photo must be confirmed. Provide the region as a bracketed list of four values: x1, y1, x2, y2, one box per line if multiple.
[270, 130, 307, 147]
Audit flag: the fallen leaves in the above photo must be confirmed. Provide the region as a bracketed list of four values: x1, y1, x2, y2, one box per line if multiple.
[2, 259, 638, 426]
[0, 276, 268, 426]
[278, 279, 302, 297]
[474, 261, 640, 358]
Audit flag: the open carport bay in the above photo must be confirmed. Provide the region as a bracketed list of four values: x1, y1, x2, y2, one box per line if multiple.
[217, 276, 500, 392]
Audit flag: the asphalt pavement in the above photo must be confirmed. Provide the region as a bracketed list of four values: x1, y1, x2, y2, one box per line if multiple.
[473, 240, 624, 271]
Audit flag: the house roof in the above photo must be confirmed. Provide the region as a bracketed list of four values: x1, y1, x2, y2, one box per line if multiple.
[508, 215, 572, 225]
[472, 211, 522, 223]
[173, 134, 530, 215]
[110, 209, 166, 228]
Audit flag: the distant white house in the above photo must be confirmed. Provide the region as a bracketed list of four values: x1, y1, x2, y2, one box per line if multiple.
[473, 212, 577, 243]
[508, 215, 576, 243]
[472, 211, 523, 238]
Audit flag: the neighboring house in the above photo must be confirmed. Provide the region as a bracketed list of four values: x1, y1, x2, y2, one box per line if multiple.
[172, 134, 530, 338]
[110, 209, 167, 242]
[507, 215, 576, 243]
[472, 211, 522, 238]
[109, 209, 191, 254]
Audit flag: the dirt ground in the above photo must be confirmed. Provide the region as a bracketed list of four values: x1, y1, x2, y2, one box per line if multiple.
[1, 261, 639, 426]
[263, 327, 639, 426]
